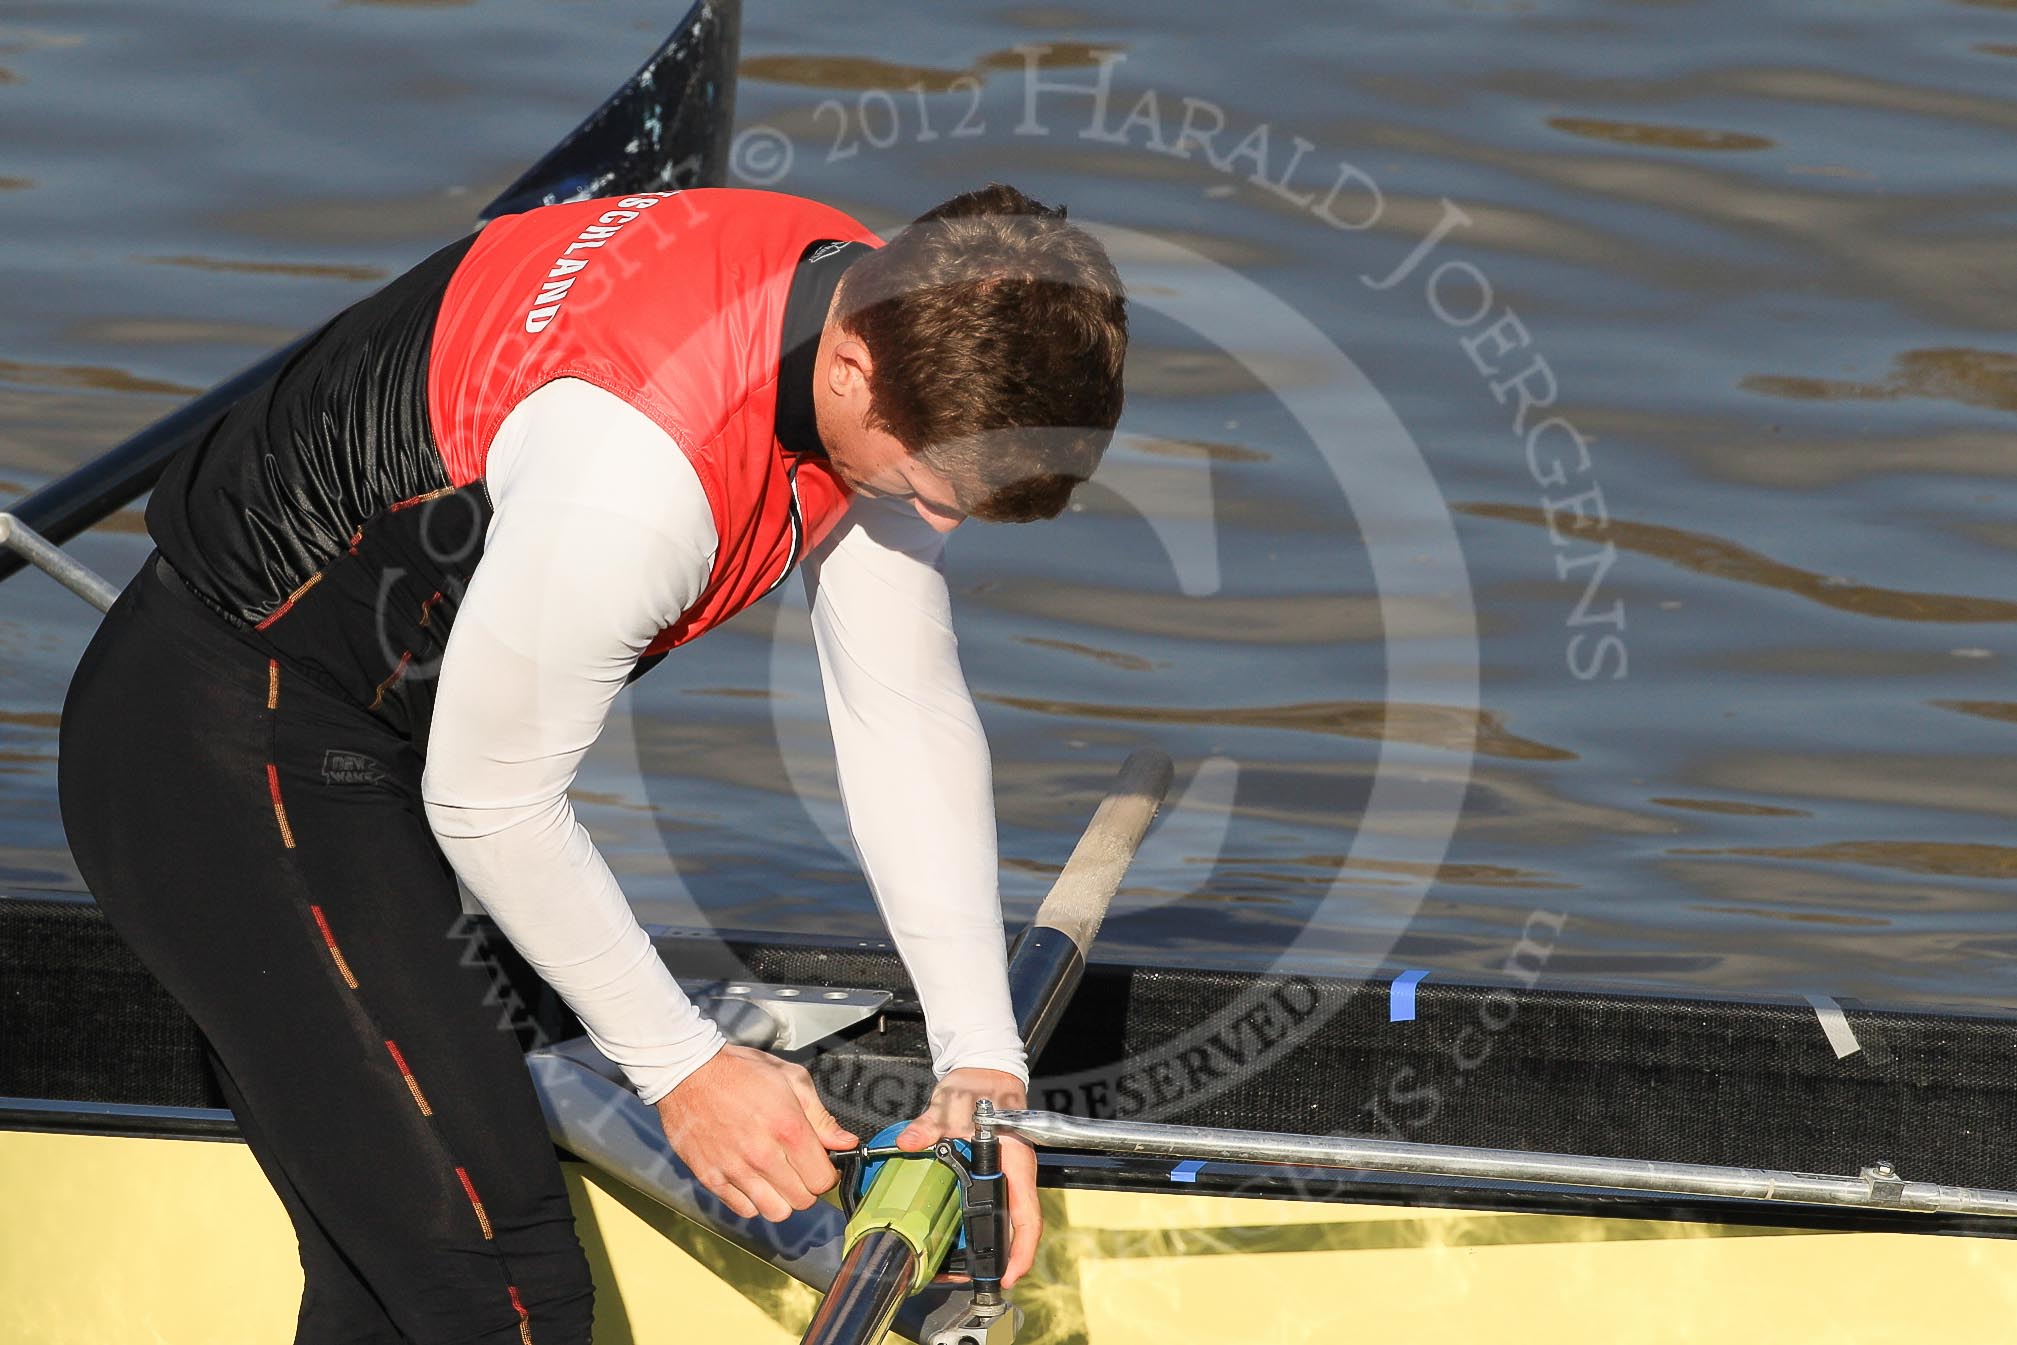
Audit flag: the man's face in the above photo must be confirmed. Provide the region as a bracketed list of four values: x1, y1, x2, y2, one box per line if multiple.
[825, 420, 968, 533]
[814, 323, 968, 533]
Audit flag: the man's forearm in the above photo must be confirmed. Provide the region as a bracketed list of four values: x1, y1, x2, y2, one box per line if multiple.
[424, 790, 727, 1103]
[822, 678, 1028, 1082]
[805, 502, 1029, 1084]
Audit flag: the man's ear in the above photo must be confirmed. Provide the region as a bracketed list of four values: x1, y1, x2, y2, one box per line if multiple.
[827, 335, 875, 398]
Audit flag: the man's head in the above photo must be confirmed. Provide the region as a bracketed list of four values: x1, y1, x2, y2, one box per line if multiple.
[812, 183, 1128, 532]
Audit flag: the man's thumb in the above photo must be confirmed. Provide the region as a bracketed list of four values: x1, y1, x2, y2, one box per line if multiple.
[803, 1097, 857, 1149]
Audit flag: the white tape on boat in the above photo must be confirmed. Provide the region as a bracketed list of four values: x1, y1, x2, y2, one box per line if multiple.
[1831, 996, 1895, 1066]
[1804, 994, 1862, 1059]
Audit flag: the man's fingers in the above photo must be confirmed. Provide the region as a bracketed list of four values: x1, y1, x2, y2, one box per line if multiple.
[703, 1174, 758, 1221]
[734, 1166, 802, 1223]
[777, 1119, 843, 1200]
[900, 1088, 977, 1149]
[658, 1047, 858, 1225]
[786, 1069, 859, 1151]
[895, 1120, 939, 1150]
[1001, 1137, 1041, 1289]
[933, 1083, 979, 1134]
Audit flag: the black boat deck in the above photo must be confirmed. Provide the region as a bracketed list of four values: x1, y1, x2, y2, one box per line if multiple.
[8, 886, 2015, 1237]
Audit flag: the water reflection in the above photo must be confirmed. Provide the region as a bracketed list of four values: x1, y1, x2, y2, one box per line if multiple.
[1203, 853, 1574, 892]
[1692, 753, 2017, 822]
[1744, 347, 2017, 416]
[741, 55, 975, 92]
[1459, 502, 2017, 623]
[4, 0, 2016, 1013]
[1934, 700, 2017, 727]
[1546, 117, 1774, 152]
[1014, 636, 1162, 671]
[1128, 435, 1271, 465]
[979, 694, 1572, 761]
[0, 358, 198, 397]
[975, 579, 1479, 643]
[1650, 797, 1811, 819]
[73, 319, 298, 348]
[1676, 840, 2017, 882]
[141, 254, 388, 282]
[740, 43, 1112, 92]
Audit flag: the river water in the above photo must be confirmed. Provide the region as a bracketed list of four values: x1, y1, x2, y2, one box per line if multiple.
[3, 0, 2014, 1013]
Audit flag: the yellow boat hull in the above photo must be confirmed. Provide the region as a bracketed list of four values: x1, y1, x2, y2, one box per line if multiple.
[7, 1129, 2016, 1344]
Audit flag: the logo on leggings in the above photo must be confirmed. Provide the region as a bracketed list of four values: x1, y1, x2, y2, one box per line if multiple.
[321, 750, 390, 787]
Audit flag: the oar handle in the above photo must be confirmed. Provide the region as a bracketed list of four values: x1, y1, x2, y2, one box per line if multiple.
[1030, 748, 1173, 952]
[1010, 747, 1173, 1059]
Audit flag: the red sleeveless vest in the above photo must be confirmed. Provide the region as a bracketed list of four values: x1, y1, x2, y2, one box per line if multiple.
[426, 189, 881, 652]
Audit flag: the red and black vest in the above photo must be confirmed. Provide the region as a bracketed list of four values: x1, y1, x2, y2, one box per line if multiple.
[147, 189, 879, 744]
[429, 189, 877, 652]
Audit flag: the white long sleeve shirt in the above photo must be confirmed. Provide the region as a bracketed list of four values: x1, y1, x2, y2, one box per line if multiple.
[419, 378, 1026, 1105]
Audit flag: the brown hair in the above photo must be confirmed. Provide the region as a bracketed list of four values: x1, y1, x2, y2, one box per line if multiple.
[835, 183, 1127, 522]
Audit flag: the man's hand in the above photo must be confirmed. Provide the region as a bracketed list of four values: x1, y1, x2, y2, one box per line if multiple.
[893, 1066, 1040, 1289]
[655, 1043, 860, 1221]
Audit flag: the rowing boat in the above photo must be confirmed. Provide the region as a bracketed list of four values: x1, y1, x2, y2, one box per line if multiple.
[6, 4, 2017, 1341]
[12, 881, 2017, 1342]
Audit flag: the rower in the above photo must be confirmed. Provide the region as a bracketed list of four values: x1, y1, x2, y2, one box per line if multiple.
[57, 183, 1127, 1343]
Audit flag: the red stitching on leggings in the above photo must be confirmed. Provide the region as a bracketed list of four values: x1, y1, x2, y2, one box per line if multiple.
[418, 589, 444, 629]
[382, 1039, 433, 1117]
[508, 1284, 533, 1345]
[254, 570, 324, 631]
[368, 651, 414, 711]
[388, 485, 455, 513]
[454, 1165, 496, 1240]
[265, 764, 296, 849]
[307, 905, 359, 989]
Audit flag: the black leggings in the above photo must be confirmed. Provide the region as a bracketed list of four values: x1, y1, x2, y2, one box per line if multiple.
[59, 555, 595, 1345]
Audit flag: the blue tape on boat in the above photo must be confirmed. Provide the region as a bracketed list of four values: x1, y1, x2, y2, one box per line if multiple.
[1803, 994, 1862, 1059]
[1171, 1160, 1205, 1183]
[1390, 969, 1430, 1022]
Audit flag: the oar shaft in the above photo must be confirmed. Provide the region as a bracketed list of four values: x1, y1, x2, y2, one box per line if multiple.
[799, 1232, 917, 1345]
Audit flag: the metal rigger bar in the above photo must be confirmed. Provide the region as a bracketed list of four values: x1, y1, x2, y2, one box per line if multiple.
[988, 1110, 2017, 1221]
[0, 514, 119, 613]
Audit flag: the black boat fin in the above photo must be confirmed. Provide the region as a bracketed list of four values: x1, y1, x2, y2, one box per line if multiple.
[480, 0, 740, 222]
